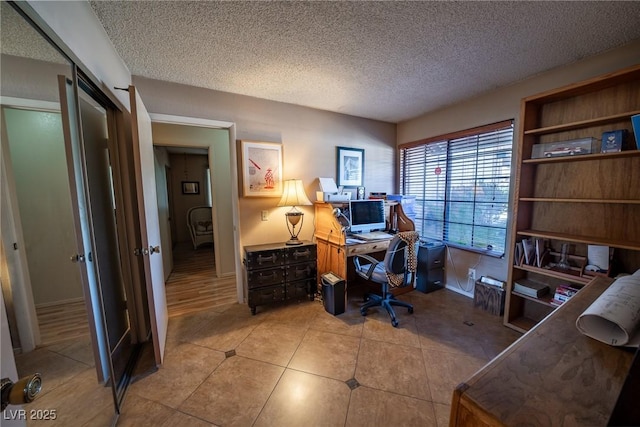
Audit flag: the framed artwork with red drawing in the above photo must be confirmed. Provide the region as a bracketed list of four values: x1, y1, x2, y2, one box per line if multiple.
[239, 140, 283, 197]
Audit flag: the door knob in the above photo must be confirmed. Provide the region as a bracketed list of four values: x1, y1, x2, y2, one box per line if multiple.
[70, 254, 85, 263]
[1, 373, 42, 411]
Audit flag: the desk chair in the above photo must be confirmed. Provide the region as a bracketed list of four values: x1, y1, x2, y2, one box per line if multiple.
[353, 231, 419, 327]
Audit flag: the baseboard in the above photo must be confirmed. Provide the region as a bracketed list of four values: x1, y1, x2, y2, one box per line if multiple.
[35, 297, 84, 309]
[445, 284, 474, 299]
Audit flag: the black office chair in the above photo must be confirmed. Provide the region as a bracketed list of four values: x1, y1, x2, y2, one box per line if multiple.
[353, 231, 419, 327]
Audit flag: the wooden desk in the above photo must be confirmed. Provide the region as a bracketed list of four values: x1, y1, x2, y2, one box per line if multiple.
[450, 276, 634, 427]
[314, 201, 415, 296]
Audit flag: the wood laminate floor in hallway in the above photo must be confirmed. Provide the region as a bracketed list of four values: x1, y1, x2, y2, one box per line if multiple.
[165, 242, 237, 318]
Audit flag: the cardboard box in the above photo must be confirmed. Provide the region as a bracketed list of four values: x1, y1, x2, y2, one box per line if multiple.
[474, 280, 505, 316]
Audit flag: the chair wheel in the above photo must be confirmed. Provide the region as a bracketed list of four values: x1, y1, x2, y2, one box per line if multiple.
[408, 307, 414, 314]
[360, 308, 367, 316]
[391, 319, 399, 327]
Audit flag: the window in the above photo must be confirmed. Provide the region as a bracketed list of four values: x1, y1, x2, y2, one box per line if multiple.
[400, 121, 513, 256]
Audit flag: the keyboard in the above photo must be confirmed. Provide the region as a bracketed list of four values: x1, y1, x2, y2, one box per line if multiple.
[353, 231, 394, 241]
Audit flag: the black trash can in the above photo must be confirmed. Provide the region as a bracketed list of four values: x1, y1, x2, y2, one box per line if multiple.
[321, 272, 346, 315]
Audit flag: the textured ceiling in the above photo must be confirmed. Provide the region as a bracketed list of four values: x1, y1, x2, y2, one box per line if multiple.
[11, 1, 640, 123]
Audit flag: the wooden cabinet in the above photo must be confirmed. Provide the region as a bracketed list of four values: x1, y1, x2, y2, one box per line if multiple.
[243, 241, 317, 315]
[505, 64, 640, 332]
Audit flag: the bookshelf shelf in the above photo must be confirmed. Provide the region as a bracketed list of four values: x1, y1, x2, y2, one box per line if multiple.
[522, 149, 640, 164]
[516, 230, 640, 252]
[523, 111, 640, 136]
[505, 64, 640, 333]
[519, 197, 640, 205]
[514, 264, 591, 285]
[511, 291, 556, 308]
[507, 315, 538, 334]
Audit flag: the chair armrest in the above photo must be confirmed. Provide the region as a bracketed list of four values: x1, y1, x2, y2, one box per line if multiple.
[353, 254, 380, 280]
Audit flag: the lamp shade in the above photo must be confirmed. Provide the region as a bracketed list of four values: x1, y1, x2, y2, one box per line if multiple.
[277, 179, 312, 207]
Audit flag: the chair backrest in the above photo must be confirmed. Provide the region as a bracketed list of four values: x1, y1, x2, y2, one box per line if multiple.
[188, 206, 212, 227]
[384, 236, 409, 275]
[383, 231, 419, 287]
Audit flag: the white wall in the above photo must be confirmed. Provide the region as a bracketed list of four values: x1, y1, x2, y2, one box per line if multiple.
[398, 40, 640, 295]
[133, 77, 397, 248]
[4, 108, 84, 305]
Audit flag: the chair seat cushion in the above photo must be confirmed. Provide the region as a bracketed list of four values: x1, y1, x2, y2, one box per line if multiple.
[358, 263, 388, 283]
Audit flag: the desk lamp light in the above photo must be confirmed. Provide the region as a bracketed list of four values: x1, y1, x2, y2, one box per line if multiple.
[277, 179, 312, 245]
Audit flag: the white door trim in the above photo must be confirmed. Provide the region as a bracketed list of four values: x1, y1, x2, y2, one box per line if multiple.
[148, 113, 243, 304]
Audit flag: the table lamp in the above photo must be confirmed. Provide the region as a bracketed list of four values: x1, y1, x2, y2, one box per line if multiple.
[277, 179, 312, 245]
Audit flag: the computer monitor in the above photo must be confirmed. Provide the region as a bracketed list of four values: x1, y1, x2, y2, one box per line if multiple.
[348, 199, 386, 233]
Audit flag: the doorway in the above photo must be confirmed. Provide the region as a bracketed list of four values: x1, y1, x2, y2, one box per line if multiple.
[151, 120, 241, 313]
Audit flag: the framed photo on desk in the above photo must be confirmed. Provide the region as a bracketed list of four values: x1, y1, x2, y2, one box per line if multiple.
[336, 146, 364, 187]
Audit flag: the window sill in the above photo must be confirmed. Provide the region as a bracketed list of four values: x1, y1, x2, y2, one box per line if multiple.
[444, 242, 505, 259]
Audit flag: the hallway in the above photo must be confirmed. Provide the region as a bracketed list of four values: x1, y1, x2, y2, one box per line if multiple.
[165, 242, 237, 318]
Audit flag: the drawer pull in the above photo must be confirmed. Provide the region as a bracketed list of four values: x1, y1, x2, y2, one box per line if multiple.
[258, 271, 278, 282]
[293, 249, 311, 258]
[257, 254, 277, 265]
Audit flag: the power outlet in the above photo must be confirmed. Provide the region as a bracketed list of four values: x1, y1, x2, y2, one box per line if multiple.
[468, 268, 476, 281]
[261, 210, 269, 221]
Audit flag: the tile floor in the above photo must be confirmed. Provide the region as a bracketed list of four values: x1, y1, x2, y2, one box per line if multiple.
[16, 285, 521, 426]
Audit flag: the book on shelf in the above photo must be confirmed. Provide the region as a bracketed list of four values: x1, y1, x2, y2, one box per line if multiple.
[514, 241, 524, 266]
[521, 238, 535, 266]
[513, 279, 550, 298]
[550, 283, 584, 306]
[535, 238, 550, 268]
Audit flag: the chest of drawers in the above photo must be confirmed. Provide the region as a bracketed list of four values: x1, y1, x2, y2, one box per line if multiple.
[243, 241, 317, 315]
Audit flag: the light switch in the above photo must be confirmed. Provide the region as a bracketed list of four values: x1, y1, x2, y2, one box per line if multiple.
[261, 210, 268, 221]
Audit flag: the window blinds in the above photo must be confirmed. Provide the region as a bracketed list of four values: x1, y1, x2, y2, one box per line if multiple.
[400, 122, 513, 256]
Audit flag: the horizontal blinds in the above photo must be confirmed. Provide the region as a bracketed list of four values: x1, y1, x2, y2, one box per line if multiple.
[400, 122, 513, 255]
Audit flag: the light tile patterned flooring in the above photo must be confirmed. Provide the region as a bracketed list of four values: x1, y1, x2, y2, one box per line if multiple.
[15, 245, 521, 426]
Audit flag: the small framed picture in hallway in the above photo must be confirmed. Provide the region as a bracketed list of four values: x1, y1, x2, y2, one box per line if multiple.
[182, 181, 200, 195]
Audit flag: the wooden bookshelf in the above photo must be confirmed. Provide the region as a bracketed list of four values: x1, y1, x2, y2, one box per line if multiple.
[504, 64, 640, 333]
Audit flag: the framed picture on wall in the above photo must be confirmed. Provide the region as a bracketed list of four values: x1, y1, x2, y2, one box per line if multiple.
[336, 146, 364, 187]
[239, 140, 283, 197]
[182, 181, 200, 194]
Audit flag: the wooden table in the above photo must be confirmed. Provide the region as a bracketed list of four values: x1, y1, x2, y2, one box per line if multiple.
[450, 276, 635, 426]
